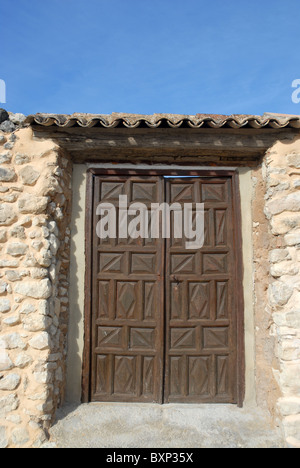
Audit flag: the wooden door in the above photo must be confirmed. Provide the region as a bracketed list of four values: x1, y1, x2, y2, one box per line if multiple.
[90, 175, 165, 403]
[164, 177, 238, 403]
[86, 172, 243, 405]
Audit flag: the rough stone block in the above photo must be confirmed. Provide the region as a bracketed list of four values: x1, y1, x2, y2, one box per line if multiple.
[0, 393, 19, 416]
[0, 426, 8, 449]
[0, 373, 21, 391]
[0, 333, 26, 350]
[14, 279, 52, 299]
[29, 332, 51, 350]
[0, 121, 15, 133]
[10, 226, 26, 239]
[0, 167, 16, 182]
[33, 371, 52, 384]
[270, 261, 299, 278]
[280, 363, 300, 395]
[0, 350, 13, 371]
[0, 298, 11, 313]
[11, 427, 29, 447]
[6, 242, 28, 257]
[19, 302, 36, 315]
[0, 152, 12, 164]
[269, 282, 294, 307]
[283, 415, 300, 438]
[0, 229, 7, 243]
[286, 310, 300, 328]
[0, 281, 7, 294]
[3, 315, 20, 327]
[286, 436, 300, 448]
[19, 166, 40, 186]
[278, 339, 300, 361]
[271, 213, 300, 235]
[0, 259, 19, 268]
[15, 153, 30, 165]
[18, 194, 49, 215]
[15, 353, 32, 369]
[5, 270, 21, 282]
[266, 192, 300, 216]
[288, 154, 300, 169]
[278, 397, 300, 416]
[284, 232, 300, 246]
[23, 314, 52, 332]
[0, 204, 17, 226]
[269, 249, 290, 263]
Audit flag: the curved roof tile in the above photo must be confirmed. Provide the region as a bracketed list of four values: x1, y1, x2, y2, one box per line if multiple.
[25, 112, 300, 130]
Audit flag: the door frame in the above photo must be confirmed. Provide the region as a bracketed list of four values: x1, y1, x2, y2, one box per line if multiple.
[82, 168, 245, 407]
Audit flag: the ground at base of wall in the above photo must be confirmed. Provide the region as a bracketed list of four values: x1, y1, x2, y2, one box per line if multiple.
[49, 403, 285, 449]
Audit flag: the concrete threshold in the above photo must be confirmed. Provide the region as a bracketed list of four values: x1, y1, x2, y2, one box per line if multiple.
[49, 403, 285, 448]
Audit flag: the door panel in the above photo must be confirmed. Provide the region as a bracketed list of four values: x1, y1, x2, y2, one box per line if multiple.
[91, 176, 164, 403]
[164, 177, 237, 403]
[89, 173, 240, 405]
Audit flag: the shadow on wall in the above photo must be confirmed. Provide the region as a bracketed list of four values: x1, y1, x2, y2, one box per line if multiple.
[65, 165, 87, 404]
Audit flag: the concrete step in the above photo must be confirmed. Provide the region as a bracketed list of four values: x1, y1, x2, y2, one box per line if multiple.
[49, 403, 285, 449]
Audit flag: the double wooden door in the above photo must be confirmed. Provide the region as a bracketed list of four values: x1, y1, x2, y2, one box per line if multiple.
[85, 172, 243, 405]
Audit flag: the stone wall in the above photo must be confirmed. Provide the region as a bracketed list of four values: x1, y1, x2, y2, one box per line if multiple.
[0, 122, 71, 448]
[262, 137, 300, 448]
[252, 164, 282, 416]
[0, 111, 300, 448]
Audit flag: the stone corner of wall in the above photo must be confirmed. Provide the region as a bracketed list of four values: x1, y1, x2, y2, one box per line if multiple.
[0, 124, 72, 448]
[261, 139, 300, 446]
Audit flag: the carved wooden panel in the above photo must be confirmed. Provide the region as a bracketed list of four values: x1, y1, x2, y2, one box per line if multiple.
[116, 282, 139, 319]
[171, 254, 195, 275]
[90, 175, 239, 405]
[171, 328, 196, 350]
[130, 328, 156, 350]
[91, 175, 164, 403]
[144, 282, 156, 320]
[189, 282, 210, 320]
[171, 282, 184, 320]
[114, 356, 136, 395]
[131, 183, 157, 203]
[165, 177, 237, 404]
[215, 210, 227, 246]
[189, 357, 211, 397]
[101, 182, 125, 201]
[203, 327, 229, 350]
[216, 282, 229, 319]
[97, 327, 123, 348]
[99, 253, 125, 274]
[203, 253, 227, 274]
[202, 183, 226, 202]
[131, 254, 156, 274]
[170, 183, 195, 203]
[97, 281, 110, 319]
[143, 357, 155, 396]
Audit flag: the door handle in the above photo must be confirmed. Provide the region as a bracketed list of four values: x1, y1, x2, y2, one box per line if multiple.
[170, 275, 180, 284]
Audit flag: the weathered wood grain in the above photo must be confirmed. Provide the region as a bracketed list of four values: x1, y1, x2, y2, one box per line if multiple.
[32, 126, 298, 165]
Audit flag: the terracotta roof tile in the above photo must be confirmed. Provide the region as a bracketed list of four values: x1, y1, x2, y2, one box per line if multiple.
[25, 112, 300, 129]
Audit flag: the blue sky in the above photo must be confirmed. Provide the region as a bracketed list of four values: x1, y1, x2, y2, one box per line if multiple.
[1, 0, 300, 116]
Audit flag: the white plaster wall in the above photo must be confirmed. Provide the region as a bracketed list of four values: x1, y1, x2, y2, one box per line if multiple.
[239, 168, 256, 405]
[66, 165, 86, 402]
[66, 164, 256, 406]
